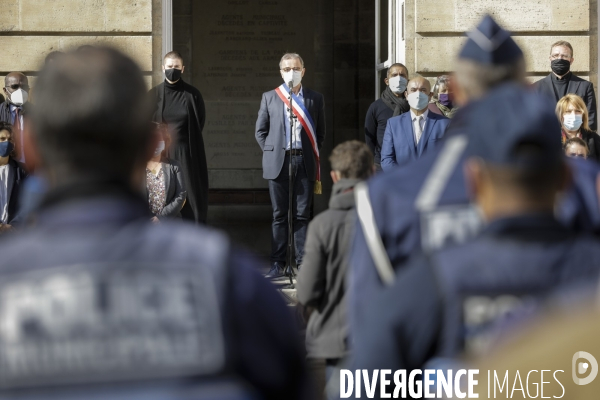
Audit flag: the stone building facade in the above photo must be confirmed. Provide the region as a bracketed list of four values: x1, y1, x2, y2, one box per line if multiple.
[1, 0, 596, 256]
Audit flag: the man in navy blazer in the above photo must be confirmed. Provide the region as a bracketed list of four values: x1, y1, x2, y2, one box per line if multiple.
[255, 53, 325, 278]
[380, 77, 450, 170]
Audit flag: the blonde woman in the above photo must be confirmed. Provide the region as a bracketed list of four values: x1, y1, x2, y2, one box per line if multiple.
[556, 94, 600, 160]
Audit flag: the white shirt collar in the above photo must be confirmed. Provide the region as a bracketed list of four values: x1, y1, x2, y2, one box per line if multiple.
[410, 109, 428, 120]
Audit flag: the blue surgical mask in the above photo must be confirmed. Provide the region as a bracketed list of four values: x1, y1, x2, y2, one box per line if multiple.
[388, 76, 408, 94]
[563, 114, 583, 131]
[0, 141, 14, 157]
[407, 91, 430, 111]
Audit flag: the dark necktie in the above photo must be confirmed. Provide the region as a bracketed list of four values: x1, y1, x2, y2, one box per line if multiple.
[13, 108, 22, 160]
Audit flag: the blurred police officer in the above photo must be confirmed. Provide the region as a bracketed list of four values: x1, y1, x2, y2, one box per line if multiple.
[350, 84, 600, 396]
[0, 47, 311, 400]
[349, 14, 528, 329]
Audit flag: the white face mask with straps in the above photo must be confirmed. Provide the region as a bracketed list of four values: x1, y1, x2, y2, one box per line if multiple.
[10, 89, 28, 106]
[283, 70, 302, 88]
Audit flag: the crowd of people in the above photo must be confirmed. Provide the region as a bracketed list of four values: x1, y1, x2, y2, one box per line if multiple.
[0, 12, 600, 400]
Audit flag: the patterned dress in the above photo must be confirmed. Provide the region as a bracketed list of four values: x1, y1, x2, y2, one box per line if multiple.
[146, 166, 166, 216]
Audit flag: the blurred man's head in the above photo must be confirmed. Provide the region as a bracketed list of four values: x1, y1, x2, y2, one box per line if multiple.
[463, 84, 569, 221]
[329, 140, 374, 183]
[454, 15, 526, 105]
[31, 46, 155, 188]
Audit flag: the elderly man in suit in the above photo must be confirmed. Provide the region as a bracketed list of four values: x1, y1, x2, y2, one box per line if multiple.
[255, 53, 326, 279]
[380, 76, 450, 170]
[535, 40, 597, 131]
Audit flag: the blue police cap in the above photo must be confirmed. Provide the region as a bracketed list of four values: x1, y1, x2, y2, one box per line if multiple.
[459, 15, 523, 64]
[465, 83, 563, 168]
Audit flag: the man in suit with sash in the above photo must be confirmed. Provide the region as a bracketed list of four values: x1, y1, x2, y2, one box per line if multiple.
[255, 53, 326, 279]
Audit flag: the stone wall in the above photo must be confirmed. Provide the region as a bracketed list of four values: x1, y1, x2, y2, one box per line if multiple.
[0, 0, 162, 90]
[406, 0, 597, 88]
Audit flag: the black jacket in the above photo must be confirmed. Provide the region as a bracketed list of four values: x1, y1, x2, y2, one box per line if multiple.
[296, 179, 361, 359]
[577, 129, 600, 161]
[149, 80, 208, 223]
[535, 73, 597, 131]
[144, 158, 187, 219]
[3, 158, 27, 225]
[364, 99, 394, 165]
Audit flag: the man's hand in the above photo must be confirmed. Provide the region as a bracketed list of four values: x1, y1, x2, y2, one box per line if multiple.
[150, 217, 160, 224]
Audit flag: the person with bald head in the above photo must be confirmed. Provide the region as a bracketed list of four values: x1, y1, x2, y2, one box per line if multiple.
[0, 72, 30, 163]
[380, 76, 450, 170]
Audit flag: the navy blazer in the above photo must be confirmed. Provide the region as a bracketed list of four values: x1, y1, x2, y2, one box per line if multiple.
[380, 111, 450, 170]
[534, 73, 597, 131]
[255, 87, 325, 180]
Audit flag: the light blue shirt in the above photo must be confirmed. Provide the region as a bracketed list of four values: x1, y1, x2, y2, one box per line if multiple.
[283, 86, 303, 150]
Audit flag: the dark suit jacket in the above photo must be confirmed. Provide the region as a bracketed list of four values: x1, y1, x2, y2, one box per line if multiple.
[4, 158, 27, 225]
[380, 111, 450, 170]
[575, 129, 600, 162]
[535, 73, 597, 131]
[144, 158, 187, 219]
[255, 87, 326, 180]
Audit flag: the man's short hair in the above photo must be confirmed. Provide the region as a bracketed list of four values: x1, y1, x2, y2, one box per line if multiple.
[454, 57, 526, 100]
[564, 137, 589, 153]
[481, 161, 567, 203]
[550, 40, 574, 58]
[279, 53, 304, 69]
[387, 63, 408, 78]
[556, 94, 590, 131]
[329, 140, 373, 180]
[164, 51, 184, 64]
[32, 46, 153, 179]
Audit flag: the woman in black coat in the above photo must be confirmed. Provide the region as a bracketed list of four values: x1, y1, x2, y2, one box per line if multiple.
[145, 123, 187, 222]
[556, 94, 600, 161]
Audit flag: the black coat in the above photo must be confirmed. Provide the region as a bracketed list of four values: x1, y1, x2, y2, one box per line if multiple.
[535, 73, 597, 131]
[149, 80, 208, 223]
[364, 99, 394, 166]
[143, 158, 187, 219]
[3, 158, 27, 225]
[296, 179, 361, 359]
[578, 129, 600, 161]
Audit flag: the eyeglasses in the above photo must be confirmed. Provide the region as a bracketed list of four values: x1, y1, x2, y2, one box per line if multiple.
[281, 67, 302, 73]
[550, 54, 571, 60]
[567, 153, 587, 158]
[5, 84, 29, 91]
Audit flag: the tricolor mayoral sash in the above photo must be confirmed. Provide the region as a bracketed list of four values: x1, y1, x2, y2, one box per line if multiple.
[274, 83, 322, 194]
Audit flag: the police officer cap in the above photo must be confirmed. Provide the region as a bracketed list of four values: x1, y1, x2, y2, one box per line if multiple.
[465, 83, 562, 168]
[459, 14, 523, 64]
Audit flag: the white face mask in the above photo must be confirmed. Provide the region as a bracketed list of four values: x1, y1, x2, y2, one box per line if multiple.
[283, 70, 302, 88]
[154, 140, 165, 157]
[388, 76, 408, 94]
[407, 91, 429, 111]
[563, 114, 583, 131]
[10, 88, 28, 106]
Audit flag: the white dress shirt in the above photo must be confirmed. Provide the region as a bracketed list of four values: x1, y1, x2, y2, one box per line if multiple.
[9, 104, 25, 163]
[283, 86, 303, 150]
[0, 164, 9, 223]
[410, 109, 428, 146]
